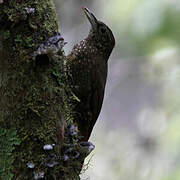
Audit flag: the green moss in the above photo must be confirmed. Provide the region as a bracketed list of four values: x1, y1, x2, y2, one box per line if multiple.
[0, 128, 21, 180]
[0, 0, 58, 60]
[25, 36, 35, 48]
[3, 30, 10, 39]
[14, 34, 22, 43]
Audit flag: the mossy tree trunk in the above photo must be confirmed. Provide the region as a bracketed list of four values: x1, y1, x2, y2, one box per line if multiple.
[0, 1, 87, 179]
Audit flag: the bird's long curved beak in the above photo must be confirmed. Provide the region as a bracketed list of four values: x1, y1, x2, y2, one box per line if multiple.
[82, 7, 98, 30]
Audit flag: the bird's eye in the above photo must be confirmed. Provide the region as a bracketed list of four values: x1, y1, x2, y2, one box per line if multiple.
[99, 26, 106, 34]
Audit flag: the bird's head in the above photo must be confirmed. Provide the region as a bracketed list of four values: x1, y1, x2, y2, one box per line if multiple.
[82, 7, 115, 58]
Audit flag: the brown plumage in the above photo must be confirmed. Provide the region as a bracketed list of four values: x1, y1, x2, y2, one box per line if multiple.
[66, 7, 115, 141]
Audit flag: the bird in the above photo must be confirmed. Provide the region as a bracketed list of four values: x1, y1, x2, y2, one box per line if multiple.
[65, 7, 115, 141]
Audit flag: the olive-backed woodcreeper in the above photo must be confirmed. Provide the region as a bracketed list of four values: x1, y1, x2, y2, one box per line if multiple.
[66, 7, 115, 141]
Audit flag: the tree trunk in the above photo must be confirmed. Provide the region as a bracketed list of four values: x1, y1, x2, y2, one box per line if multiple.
[0, 1, 88, 179]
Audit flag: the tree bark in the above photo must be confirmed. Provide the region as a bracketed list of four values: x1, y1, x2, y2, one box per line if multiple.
[0, 1, 88, 179]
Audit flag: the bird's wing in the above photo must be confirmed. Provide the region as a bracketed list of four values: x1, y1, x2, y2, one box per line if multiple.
[88, 60, 107, 137]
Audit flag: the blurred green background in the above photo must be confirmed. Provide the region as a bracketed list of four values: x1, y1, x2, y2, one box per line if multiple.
[55, 0, 180, 179]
